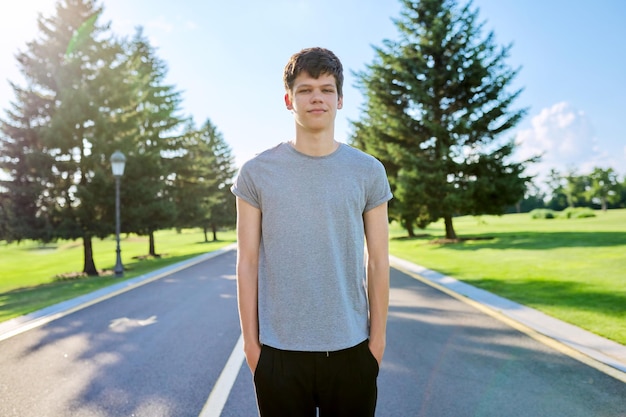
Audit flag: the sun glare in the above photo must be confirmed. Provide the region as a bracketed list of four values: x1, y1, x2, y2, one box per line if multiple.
[0, 1, 57, 38]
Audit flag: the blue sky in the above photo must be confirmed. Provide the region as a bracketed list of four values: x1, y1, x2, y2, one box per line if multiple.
[1, 1, 625, 184]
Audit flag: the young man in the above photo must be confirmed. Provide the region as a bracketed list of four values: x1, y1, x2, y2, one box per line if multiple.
[231, 47, 392, 416]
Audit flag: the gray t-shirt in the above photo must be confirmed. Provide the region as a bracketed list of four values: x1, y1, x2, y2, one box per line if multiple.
[231, 142, 392, 351]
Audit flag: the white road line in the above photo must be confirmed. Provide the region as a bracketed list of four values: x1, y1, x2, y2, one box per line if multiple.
[199, 333, 245, 417]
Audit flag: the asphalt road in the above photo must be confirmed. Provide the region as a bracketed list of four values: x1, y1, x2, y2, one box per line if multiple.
[0, 249, 624, 416]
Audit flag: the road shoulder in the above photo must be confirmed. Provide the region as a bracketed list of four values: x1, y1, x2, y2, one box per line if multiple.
[390, 255, 626, 383]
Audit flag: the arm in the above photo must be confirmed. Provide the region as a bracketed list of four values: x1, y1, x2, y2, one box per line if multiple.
[363, 202, 390, 365]
[235, 197, 262, 373]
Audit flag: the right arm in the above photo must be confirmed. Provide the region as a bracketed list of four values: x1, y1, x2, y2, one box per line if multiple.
[235, 197, 262, 373]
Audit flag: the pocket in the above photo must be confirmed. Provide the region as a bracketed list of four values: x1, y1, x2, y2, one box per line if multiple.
[364, 343, 380, 376]
[253, 345, 267, 382]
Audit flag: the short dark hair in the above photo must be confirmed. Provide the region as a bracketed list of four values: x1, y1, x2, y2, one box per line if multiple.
[283, 47, 344, 97]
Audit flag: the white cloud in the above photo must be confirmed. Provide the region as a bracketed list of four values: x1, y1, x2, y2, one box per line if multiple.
[514, 102, 607, 178]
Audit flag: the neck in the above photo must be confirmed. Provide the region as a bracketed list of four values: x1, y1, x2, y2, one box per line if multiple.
[291, 127, 337, 157]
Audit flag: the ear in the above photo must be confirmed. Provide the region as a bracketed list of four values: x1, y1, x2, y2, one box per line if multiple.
[337, 95, 343, 110]
[284, 93, 293, 110]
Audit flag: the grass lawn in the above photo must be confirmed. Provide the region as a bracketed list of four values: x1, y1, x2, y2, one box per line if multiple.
[389, 208, 626, 345]
[0, 228, 235, 322]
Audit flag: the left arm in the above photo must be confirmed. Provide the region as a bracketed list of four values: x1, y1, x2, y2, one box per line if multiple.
[364, 202, 390, 365]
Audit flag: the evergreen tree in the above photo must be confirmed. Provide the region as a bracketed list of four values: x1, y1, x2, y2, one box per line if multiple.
[507, 181, 546, 213]
[173, 119, 236, 242]
[0, 191, 12, 242]
[0, 0, 127, 274]
[117, 29, 185, 257]
[352, 0, 532, 238]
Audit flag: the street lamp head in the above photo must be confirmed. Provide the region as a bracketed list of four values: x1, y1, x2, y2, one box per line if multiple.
[110, 150, 126, 177]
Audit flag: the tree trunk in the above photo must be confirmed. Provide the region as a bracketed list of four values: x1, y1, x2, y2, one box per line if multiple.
[601, 198, 607, 212]
[404, 218, 415, 237]
[203, 226, 209, 243]
[212, 224, 218, 241]
[82, 234, 98, 276]
[149, 231, 156, 256]
[444, 215, 458, 240]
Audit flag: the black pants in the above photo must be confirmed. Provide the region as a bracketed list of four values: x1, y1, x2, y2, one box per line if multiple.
[253, 339, 379, 417]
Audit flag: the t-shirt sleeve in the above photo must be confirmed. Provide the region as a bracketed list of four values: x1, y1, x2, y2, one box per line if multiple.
[230, 162, 261, 209]
[364, 158, 393, 213]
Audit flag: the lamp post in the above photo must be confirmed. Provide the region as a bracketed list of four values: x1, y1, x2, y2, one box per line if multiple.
[110, 150, 126, 277]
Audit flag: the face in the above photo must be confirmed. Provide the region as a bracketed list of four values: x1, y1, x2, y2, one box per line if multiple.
[284, 72, 343, 134]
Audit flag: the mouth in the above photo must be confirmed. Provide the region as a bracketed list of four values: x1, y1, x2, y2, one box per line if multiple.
[308, 109, 326, 114]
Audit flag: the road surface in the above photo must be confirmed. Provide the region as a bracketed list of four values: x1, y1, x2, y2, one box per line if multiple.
[0, 249, 624, 416]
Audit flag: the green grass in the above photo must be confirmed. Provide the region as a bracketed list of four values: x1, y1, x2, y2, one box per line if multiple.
[0, 229, 235, 322]
[389, 209, 626, 345]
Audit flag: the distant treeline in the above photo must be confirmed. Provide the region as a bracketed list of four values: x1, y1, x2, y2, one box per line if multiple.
[509, 168, 625, 213]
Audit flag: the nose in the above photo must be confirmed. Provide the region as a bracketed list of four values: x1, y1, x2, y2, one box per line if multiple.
[310, 88, 323, 103]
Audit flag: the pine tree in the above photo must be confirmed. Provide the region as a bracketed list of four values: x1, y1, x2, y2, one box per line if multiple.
[0, 0, 127, 274]
[201, 120, 237, 241]
[117, 29, 185, 257]
[352, 0, 532, 238]
[172, 119, 236, 242]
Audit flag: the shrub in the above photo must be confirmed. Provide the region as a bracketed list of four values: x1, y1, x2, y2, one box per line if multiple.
[530, 209, 556, 219]
[560, 207, 596, 219]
